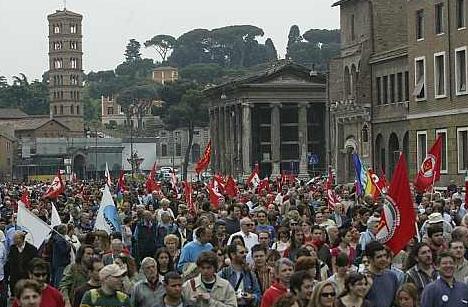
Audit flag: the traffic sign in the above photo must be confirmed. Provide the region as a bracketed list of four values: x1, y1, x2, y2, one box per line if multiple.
[308, 153, 319, 165]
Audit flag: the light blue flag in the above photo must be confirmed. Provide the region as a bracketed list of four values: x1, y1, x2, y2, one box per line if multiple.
[95, 185, 121, 234]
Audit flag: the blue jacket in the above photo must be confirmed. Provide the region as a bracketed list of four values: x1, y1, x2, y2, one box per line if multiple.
[218, 265, 262, 306]
[421, 277, 468, 307]
[177, 241, 213, 272]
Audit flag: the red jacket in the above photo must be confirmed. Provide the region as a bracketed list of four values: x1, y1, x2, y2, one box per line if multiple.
[260, 281, 289, 307]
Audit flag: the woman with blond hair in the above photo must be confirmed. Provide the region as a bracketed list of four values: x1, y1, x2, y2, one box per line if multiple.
[396, 283, 419, 307]
[309, 281, 337, 307]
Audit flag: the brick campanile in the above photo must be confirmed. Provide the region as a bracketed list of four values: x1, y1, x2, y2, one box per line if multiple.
[47, 9, 84, 135]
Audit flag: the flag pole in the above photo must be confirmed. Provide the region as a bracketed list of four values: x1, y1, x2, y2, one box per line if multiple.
[429, 170, 437, 203]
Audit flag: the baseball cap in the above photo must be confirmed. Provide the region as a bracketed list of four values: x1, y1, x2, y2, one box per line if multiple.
[99, 264, 126, 280]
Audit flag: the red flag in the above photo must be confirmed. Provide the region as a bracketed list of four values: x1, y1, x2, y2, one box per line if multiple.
[206, 180, 224, 209]
[225, 176, 240, 198]
[214, 174, 226, 194]
[376, 154, 416, 254]
[196, 140, 212, 174]
[117, 170, 127, 193]
[257, 178, 271, 194]
[183, 181, 196, 214]
[326, 166, 341, 209]
[246, 163, 260, 189]
[19, 190, 30, 208]
[414, 136, 442, 192]
[369, 169, 387, 198]
[43, 171, 64, 199]
[146, 162, 159, 193]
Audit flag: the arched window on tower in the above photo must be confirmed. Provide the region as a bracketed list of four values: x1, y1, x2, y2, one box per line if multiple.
[76, 105, 80, 114]
[60, 105, 63, 114]
[54, 106, 57, 115]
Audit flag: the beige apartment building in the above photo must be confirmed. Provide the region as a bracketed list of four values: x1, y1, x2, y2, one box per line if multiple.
[407, 0, 468, 183]
[331, 0, 468, 185]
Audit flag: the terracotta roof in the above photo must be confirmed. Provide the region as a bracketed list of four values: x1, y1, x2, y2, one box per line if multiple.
[11, 117, 70, 131]
[0, 108, 28, 119]
[48, 9, 82, 18]
[332, 0, 355, 7]
[153, 66, 177, 71]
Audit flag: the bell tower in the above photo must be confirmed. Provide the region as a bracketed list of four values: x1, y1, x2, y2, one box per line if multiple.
[47, 8, 84, 135]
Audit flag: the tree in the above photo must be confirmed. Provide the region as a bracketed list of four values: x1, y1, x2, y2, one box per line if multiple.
[179, 63, 224, 84]
[265, 38, 278, 61]
[116, 84, 160, 133]
[124, 39, 142, 63]
[163, 88, 208, 180]
[144, 35, 176, 62]
[287, 25, 302, 58]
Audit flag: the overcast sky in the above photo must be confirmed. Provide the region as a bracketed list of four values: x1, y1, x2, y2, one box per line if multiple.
[0, 0, 339, 82]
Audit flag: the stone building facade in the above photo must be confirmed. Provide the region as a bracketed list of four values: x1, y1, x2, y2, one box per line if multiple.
[47, 9, 84, 135]
[407, 0, 468, 184]
[331, 0, 468, 185]
[152, 67, 179, 85]
[205, 62, 327, 179]
[329, 0, 373, 183]
[0, 126, 15, 180]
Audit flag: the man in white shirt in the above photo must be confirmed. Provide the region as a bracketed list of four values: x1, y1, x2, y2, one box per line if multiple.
[227, 217, 259, 253]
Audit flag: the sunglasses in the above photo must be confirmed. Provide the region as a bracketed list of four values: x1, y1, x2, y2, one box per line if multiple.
[321, 292, 336, 298]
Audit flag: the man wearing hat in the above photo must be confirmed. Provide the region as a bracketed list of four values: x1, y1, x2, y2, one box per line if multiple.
[420, 212, 453, 240]
[79, 263, 130, 306]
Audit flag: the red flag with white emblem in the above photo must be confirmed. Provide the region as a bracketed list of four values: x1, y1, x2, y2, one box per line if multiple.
[376, 153, 416, 254]
[414, 136, 442, 192]
[43, 171, 64, 199]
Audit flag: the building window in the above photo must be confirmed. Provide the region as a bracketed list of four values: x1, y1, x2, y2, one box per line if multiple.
[107, 107, 114, 115]
[435, 3, 444, 34]
[54, 59, 63, 69]
[436, 129, 448, 173]
[60, 105, 64, 115]
[70, 58, 77, 69]
[70, 41, 77, 50]
[417, 131, 427, 168]
[414, 57, 426, 100]
[382, 75, 388, 104]
[397, 72, 403, 102]
[70, 105, 74, 114]
[376, 77, 382, 105]
[54, 105, 57, 115]
[455, 47, 467, 95]
[54, 24, 61, 34]
[458, 127, 468, 172]
[161, 144, 168, 157]
[70, 24, 77, 34]
[390, 74, 396, 103]
[76, 105, 80, 114]
[457, 0, 465, 29]
[176, 143, 182, 156]
[434, 52, 446, 98]
[405, 71, 410, 101]
[350, 14, 355, 41]
[54, 42, 62, 50]
[416, 10, 424, 40]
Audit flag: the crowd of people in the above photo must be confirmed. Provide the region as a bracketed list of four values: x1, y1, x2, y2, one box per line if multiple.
[0, 173, 467, 307]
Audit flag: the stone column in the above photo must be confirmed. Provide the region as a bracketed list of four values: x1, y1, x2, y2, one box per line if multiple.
[236, 103, 243, 179]
[218, 106, 225, 173]
[213, 108, 219, 172]
[209, 109, 216, 171]
[270, 103, 281, 177]
[229, 106, 236, 176]
[242, 102, 252, 177]
[224, 106, 231, 175]
[298, 103, 309, 178]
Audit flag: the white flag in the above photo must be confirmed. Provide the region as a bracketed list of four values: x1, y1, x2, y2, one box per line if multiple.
[51, 203, 62, 228]
[95, 185, 121, 234]
[17, 204, 52, 248]
[105, 162, 112, 187]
